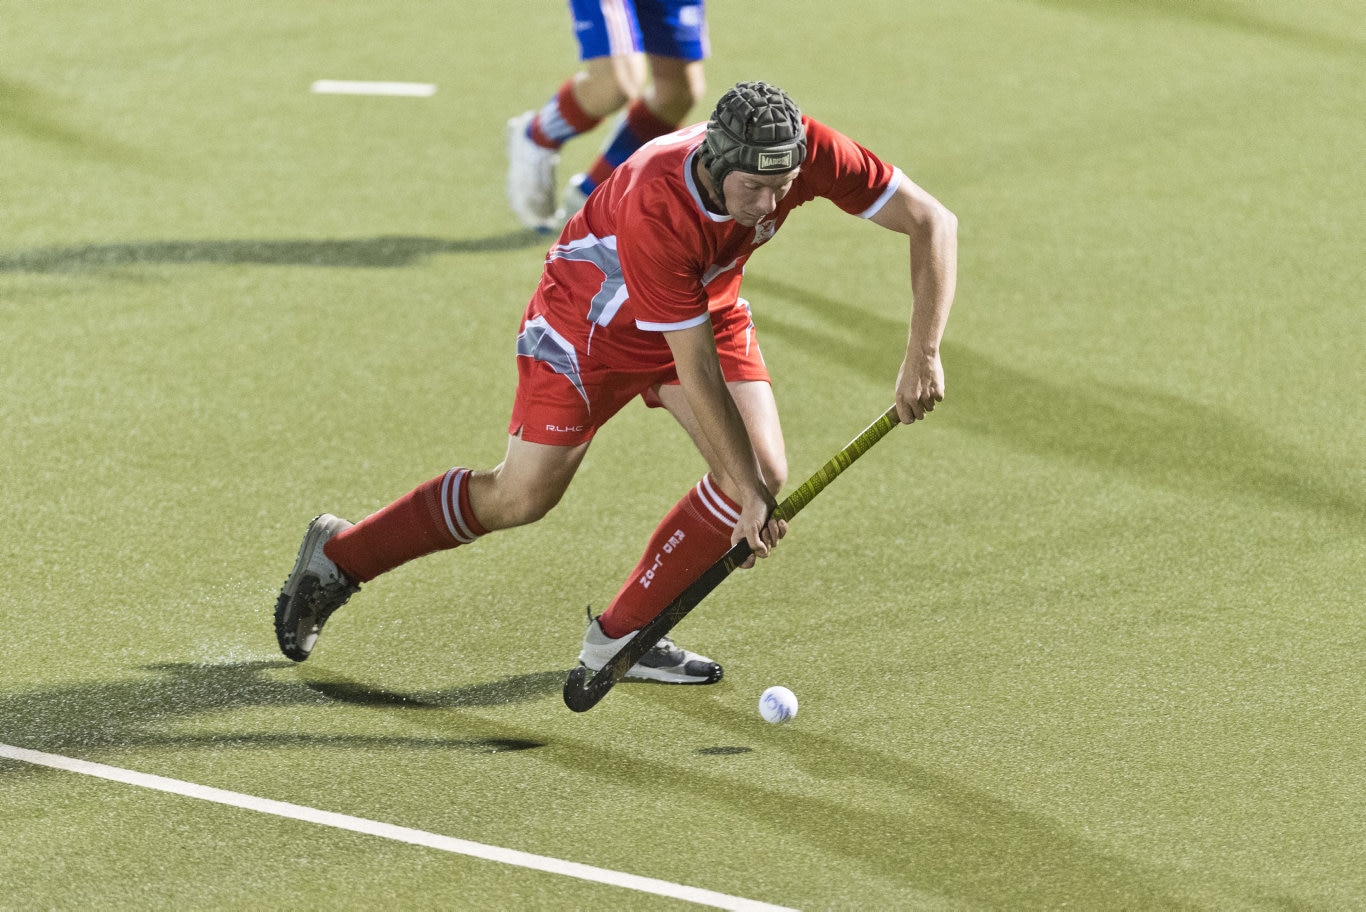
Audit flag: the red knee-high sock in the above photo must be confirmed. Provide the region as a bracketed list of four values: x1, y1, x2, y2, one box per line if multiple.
[528, 79, 602, 149]
[323, 468, 486, 583]
[598, 475, 738, 638]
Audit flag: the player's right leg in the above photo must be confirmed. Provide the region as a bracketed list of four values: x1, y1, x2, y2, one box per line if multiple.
[276, 297, 630, 663]
[274, 513, 360, 661]
[275, 439, 586, 662]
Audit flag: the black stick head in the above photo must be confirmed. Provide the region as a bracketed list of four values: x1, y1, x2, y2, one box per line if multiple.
[563, 665, 609, 713]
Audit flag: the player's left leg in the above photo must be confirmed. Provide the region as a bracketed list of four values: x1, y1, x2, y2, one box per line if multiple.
[602, 379, 785, 630]
[578, 378, 782, 683]
[595, 294, 782, 630]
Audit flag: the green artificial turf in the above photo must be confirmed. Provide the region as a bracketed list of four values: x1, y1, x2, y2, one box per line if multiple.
[2, 0, 1363, 908]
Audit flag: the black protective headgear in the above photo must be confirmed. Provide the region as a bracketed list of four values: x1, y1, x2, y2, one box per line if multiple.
[700, 81, 806, 208]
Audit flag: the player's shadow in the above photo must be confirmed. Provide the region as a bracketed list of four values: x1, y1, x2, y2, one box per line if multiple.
[0, 661, 562, 756]
[0, 233, 546, 273]
[745, 274, 1362, 525]
[613, 689, 1284, 909]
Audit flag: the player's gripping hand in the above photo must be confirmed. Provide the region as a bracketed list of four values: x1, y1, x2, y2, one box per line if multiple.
[894, 349, 945, 424]
[732, 489, 787, 569]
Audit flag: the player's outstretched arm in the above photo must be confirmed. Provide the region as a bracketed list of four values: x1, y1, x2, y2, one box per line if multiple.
[870, 176, 958, 423]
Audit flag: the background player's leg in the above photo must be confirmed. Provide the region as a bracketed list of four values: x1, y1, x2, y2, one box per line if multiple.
[506, 0, 647, 229]
[563, 55, 705, 216]
[570, 57, 702, 193]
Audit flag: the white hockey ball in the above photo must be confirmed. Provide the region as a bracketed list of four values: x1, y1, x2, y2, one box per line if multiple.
[759, 686, 798, 724]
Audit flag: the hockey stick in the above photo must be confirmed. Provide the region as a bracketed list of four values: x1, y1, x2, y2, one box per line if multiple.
[563, 405, 901, 712]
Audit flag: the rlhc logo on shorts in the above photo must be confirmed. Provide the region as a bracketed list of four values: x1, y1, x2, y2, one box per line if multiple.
[758, 150, 793, 171]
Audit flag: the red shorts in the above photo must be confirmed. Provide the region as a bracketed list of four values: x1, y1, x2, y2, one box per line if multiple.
[510, 300, 769, 446]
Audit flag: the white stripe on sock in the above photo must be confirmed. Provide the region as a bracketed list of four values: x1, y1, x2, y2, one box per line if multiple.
[440, 468, 478, 544]
[696, 475, 740, 527]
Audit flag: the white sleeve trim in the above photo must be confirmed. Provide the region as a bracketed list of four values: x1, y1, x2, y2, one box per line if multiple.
[636, 313, 711, 332]
[858, 167, 904, 219]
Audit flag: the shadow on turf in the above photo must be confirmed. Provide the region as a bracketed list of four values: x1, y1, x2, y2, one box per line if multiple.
[0, 75, 144, 162]
[618, 690, 1289, 908]
[745, 274, 1363, 525]
[0, 661, 560, 755]
[0, 233, 546, 273]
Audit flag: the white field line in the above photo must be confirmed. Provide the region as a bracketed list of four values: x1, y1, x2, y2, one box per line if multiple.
[311, 79, 436, 97]
[0, 742, 795, 911]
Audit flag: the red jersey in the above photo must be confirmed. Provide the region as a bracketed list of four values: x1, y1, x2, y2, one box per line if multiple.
[526, 116, 902, 373]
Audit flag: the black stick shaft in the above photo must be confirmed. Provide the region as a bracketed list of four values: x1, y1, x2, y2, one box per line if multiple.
[563, 406, 900, 712]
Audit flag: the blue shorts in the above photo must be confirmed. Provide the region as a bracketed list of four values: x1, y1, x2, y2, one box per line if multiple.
[568, 0, 709, 62]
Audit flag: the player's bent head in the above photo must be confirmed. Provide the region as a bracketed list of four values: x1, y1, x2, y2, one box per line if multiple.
[701, 81, 807, 206]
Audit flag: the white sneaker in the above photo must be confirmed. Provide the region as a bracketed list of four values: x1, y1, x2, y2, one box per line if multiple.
[274, 514, 359, 662]
[555, 173, 591, 226]
[578, 616, 723, 685]
[505, 112, 559, 232]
